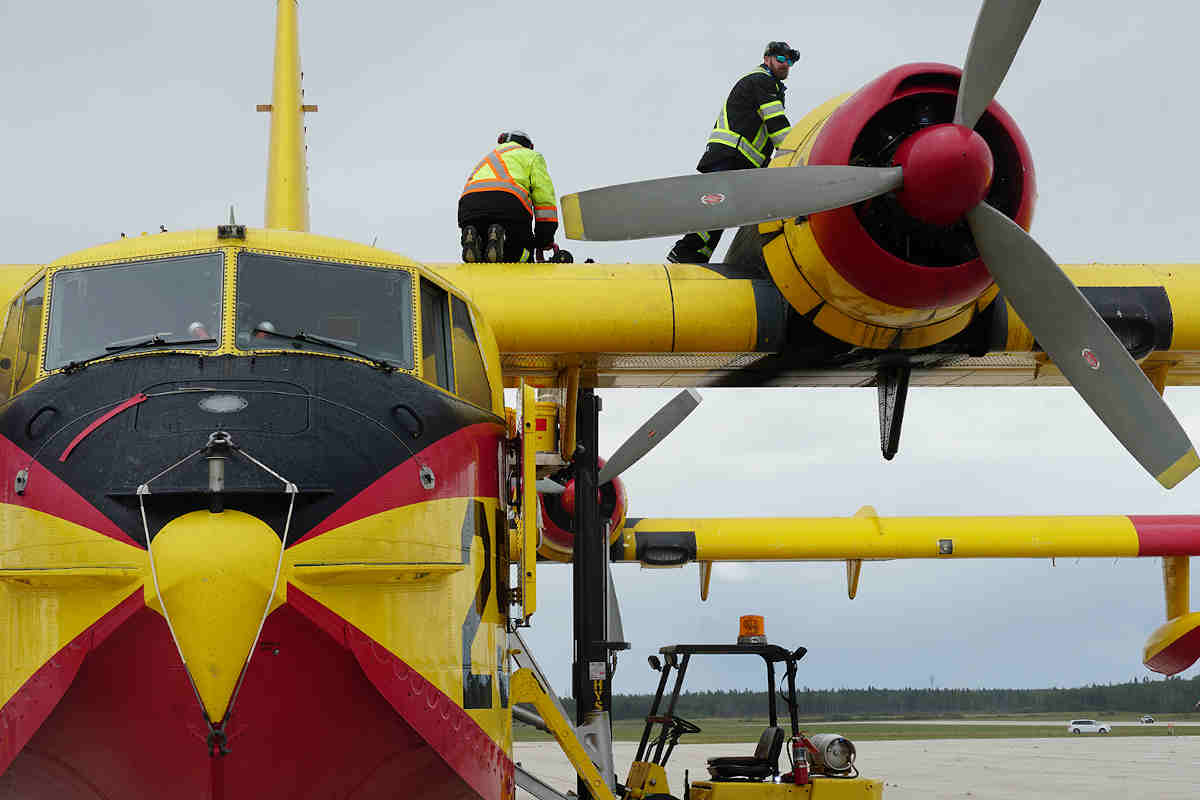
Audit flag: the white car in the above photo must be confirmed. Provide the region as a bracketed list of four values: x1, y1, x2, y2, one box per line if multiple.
[1140, 715, 1155, 724]
[1068, 719, 1111, 734]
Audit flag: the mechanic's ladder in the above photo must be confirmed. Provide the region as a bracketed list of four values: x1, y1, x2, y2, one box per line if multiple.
[510, 630, 618, 800]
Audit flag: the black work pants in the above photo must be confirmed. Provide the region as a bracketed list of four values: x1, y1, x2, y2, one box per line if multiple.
[668, 154, 752, 263]
[459, 191, 534, 262]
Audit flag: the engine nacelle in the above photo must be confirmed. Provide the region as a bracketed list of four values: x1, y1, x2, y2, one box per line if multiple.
[537, 471, 627, 562]
[761, 63, 1036, 349]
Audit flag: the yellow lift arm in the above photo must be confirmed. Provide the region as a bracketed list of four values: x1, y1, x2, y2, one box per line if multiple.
[509, 630, 618, 800]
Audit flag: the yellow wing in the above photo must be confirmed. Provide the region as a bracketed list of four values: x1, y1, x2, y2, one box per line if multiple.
[616, 508, 1200, 677]
[617, 509, 1197, 563]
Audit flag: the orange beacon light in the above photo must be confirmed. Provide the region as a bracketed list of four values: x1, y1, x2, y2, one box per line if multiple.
[738, 615, 767, 644]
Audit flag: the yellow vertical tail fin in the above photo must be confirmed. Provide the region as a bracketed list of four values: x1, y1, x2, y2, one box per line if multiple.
[263, 0, 312, 231]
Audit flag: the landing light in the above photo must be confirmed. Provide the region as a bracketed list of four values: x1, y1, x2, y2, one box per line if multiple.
[199, 394, 249, 414]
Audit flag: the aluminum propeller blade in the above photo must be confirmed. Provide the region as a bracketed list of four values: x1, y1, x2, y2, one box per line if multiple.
[954, 0, 1041, 129]
[966, 202, 1199, 488]
[535, 478, 567, 495]
[598, 389, 702, 484]
[606, 563, 625, 645]
[534, 389, 703, 494]
[562, 166, 903, 242]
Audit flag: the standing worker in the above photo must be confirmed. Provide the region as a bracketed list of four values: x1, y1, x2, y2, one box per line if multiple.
[459, 131, 560, 263]
[667, 41, 800, 264]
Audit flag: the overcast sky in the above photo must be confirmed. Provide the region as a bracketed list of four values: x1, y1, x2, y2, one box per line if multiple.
[3, 2, 1200, 698]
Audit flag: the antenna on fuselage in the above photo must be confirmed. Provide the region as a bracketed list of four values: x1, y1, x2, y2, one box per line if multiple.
[258, 0, 317, 232]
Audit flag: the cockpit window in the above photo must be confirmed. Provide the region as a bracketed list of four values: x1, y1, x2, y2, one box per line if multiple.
[45, 253, 223, 372]
[236, 253, 415, 370]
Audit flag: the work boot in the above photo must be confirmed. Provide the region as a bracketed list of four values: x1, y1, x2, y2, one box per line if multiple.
[461, 226, 482, 263]
[666, 245, 707, 264]
[485, 224, 507, 263]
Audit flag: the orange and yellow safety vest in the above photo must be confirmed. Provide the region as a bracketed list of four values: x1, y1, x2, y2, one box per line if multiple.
[461, 142, 558, 223]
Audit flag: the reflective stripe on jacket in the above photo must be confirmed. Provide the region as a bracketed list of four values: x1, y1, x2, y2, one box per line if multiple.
[705, 65, 792, 167]
[461, 142, 558, 222]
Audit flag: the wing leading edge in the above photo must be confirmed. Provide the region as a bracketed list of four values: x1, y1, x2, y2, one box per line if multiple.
[618, 511, 1200, 564]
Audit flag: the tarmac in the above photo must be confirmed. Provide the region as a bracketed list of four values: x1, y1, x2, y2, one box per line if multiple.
[514, 736, 1199, 799]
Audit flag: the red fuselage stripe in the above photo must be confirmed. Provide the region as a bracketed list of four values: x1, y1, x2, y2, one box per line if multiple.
[287, 585, 514, 800]
[0, 588, 144, 775]
[294, 421, 503, 544]
[0, 435, 137, 546]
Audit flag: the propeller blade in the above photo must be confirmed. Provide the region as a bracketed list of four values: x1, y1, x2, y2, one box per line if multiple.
[561, 165, 903, 242]
[535, 478, 567, 495]
[954, 0, 1041, 129]
[966, 202, 1199, 488]
[606, 563, 625, 646]
[598, 389, 702, 485]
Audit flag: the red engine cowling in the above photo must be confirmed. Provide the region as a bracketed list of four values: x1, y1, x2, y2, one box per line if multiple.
[537, 466, 627, 563]
[762, 63, 1037, 349]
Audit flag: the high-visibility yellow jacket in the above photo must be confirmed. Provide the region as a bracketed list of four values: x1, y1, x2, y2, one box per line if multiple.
[461, 142, 558, 223]
[701, 65, 792, 169]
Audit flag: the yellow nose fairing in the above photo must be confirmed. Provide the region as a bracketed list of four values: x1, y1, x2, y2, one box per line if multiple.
[146, 510, 285, 722]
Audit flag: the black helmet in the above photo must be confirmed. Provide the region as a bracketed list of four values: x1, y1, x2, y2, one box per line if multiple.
[497, 130, 534, 150]
[764, 41, 800, 62]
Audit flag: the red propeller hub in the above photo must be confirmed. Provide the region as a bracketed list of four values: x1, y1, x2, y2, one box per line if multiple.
[558, 480, 606, 516]
[892, 123, 994, 226]
[561, 480, 576, 515]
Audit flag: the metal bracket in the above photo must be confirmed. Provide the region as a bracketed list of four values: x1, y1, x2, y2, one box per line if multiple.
[515, 765, 573, 800]
[876, 363, 911, 461]
[577, 711, 616, 788]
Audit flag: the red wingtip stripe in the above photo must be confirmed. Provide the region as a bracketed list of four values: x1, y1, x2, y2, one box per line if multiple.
[1129, 515, 1200, 556]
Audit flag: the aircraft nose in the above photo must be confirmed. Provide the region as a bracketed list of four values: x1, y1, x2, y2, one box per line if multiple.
[147, 509, 285, 723]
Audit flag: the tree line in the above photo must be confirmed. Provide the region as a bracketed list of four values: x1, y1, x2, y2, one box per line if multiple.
[557, 674, 1200, 720]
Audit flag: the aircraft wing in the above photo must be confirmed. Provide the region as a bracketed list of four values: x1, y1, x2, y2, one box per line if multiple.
[617, 509, 1200, 675]
[430, 262, 1200, 390]
[617, 509, 1200, 565]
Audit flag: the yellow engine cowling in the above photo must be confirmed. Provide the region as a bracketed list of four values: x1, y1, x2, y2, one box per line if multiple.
[759, 63, 1035, 350]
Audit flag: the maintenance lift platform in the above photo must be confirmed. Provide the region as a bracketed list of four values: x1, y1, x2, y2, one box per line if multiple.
[622, 618, 882, 799]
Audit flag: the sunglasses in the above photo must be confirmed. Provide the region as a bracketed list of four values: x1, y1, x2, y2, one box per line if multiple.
[774, 54, 795, 66]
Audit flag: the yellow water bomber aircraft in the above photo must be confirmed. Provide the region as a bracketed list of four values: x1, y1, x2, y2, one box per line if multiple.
[3, 2, 1200, 799]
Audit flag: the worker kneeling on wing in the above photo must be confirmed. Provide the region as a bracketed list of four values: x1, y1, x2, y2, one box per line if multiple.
[459, 130, 561, 263]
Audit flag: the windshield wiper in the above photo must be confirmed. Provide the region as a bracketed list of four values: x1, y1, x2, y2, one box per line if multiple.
[62, 334, 217, 374]
[253, 327, 396, 372]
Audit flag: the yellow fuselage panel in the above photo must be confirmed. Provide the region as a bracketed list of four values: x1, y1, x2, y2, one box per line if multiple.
[286, 496, 510, 745]
[0, 504, 145, 709]
[0, 267, 42, 306]
[47, 229, 418, 272]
